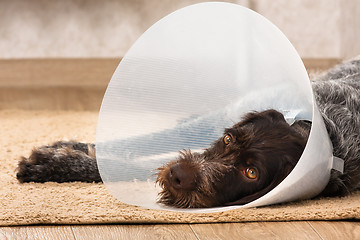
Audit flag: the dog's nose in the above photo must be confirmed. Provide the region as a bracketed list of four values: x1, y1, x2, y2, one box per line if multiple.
[169, 163, 196, 190]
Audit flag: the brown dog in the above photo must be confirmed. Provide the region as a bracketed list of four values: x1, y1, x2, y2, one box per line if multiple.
[156, 57, 360, 208]
[17, 57, 360, 208]
[156, 110, 309, 208]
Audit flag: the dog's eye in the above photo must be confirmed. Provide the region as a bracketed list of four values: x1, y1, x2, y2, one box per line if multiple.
[223, 134, 232, 145]
[245, 168, 258, 179]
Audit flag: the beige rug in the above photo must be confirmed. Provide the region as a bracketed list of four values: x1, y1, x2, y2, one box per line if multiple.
[1, 110, 359, 226]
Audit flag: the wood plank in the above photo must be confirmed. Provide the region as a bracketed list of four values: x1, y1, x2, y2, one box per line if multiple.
[190, 222, 321, 240]
[0, 58, 340, 110]
[0, 58, 118, 87]
[0, 86, 105, 111]
[302, 58, 340, 72]
[1, 222, 359, 239]
[71, 224, 197, 240]
[0, 58, 115, 110]
[0, 226, 75, 240]
[309, 221, 360, 239]
[0, 58, 338, 88]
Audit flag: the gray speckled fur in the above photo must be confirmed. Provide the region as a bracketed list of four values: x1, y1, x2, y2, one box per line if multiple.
[16, 141, 101, 183]
[312, 56, 360, 196]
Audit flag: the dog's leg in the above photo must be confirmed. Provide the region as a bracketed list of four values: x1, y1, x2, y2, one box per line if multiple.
[16, 141, 102, 183]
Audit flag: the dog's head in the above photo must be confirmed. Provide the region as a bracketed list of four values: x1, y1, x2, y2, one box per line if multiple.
[156, 109, 308, 208]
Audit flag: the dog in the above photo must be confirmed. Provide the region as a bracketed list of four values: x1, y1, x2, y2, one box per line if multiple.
[16, 57, 360, 208]
[156, 109, 309, 207]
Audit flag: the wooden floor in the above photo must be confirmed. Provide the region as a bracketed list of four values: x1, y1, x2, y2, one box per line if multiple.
[1, 221, 359, 240]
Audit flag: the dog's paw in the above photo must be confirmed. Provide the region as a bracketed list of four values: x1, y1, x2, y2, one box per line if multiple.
[16, 147, 57, 183]
[16, 142, 101, 183]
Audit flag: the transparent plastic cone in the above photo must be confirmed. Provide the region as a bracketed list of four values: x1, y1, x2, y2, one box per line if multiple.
[96, 2, 333, 213]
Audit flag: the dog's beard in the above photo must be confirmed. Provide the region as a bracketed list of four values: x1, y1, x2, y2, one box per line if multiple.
[156, 150, 234, 208]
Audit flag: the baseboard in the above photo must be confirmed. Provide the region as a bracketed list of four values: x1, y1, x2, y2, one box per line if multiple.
[0, 58, 341, 110]
[302, 58, 341, 72]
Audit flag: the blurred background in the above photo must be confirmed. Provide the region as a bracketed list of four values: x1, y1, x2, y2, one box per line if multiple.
[1, 0, 359, 110]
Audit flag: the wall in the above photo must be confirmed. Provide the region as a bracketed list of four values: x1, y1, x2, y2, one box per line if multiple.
[0, 0, 248, 58]
[1, 0, 359, 59]
[255, 0, 360, 59]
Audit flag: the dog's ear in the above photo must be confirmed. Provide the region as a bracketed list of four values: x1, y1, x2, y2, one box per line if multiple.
[243, 109, 287, 126]
[225, 161, 295, 206]
[262, 109, 287, 123]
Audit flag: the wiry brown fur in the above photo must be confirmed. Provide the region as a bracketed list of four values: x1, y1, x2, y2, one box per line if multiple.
[156, 150, 234, 208]
[156, 110, 307, 208]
